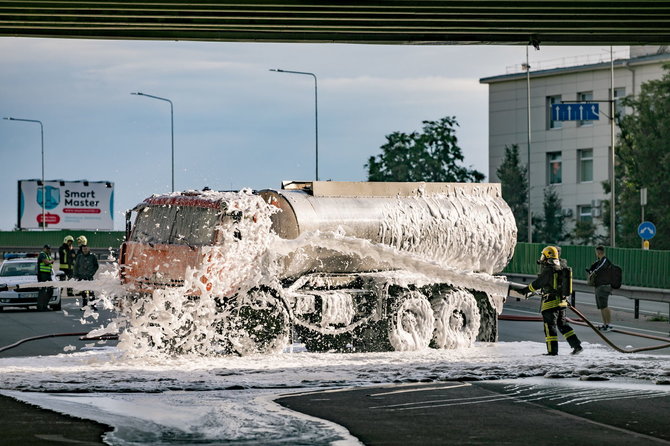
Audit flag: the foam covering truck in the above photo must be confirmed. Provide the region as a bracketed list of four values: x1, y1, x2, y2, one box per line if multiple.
[119, 181, 517, 355]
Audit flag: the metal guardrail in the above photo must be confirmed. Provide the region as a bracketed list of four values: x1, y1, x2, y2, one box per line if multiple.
[505, 273, 670, 321]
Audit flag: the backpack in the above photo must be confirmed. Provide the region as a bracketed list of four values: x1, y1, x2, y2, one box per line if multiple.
[561, 266, 573, 298]
[610, 264, 622, 289]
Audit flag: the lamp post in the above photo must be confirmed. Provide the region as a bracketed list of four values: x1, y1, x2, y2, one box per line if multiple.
[609, 46, 616, 247]
[3, 116, 45, 230]
[131, 92, 175, 191]
[523, 45, 533, 244]
[270, 68, 319, 181]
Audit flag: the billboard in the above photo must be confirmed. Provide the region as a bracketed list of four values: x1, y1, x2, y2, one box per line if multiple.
[18, 180, 114, 230]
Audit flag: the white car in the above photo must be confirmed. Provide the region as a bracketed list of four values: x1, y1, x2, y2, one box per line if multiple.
[0, 257, 62, 311]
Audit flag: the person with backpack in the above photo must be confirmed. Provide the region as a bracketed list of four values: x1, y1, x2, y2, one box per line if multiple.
[586, 245, 613, 332]
[518, 246, 583, 356]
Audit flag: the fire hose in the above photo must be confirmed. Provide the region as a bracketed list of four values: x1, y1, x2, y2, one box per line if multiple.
[0, 333, 119, 354]
[499, 304, 670, 353]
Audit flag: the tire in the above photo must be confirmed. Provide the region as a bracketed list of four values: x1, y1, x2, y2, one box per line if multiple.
[226, 287, 290, 356]
[387, 291, 435, 352]
[430, 289, 480, 349]
[51, 301, 62, 311]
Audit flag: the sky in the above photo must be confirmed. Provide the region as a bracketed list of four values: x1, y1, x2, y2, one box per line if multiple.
[0, 37, 627, 231]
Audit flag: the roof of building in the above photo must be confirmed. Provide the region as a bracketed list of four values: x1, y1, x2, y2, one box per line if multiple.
[480, 50, 670, 84]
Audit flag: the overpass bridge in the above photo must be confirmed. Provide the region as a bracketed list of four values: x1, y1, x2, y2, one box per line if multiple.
[2, 1, 670, 46]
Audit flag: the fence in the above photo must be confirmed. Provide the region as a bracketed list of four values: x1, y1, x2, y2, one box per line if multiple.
[0, 230, 125, 260]
[504, 243, 670, 290]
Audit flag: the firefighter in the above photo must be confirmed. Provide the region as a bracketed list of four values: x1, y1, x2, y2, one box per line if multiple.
[58, 235, 75, 296]
[36, 244, 55, 311]
[76, 235, 88, 255]
[518, 246, 583, 356]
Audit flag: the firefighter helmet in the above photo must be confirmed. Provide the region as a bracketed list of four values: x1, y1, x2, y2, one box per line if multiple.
[64, 235, 74, 243]
[540, 246, 559, 261]
[77, 235, 88, 246]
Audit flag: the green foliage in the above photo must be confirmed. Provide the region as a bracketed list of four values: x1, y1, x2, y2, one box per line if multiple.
[366, 116, 485, 183]
[615, 64, 670, 249]
[570, 219, 600, 245]
[533, 186, 565, 244]
[496, 144, 529, 242]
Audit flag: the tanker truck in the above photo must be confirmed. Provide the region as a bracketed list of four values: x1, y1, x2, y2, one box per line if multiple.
[119, 181, 517, 355]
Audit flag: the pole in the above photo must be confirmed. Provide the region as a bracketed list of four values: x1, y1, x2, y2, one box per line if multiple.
[314, 74, 319, 181]
[40, 121, 44, 230]
[3, 117, 45, 230]
[131, 92, 175, 192]
[526, 46, 533, 243]
[270, 69, 319, 181]
[610, 46, 616, 247]
[170, 102, 174, 191]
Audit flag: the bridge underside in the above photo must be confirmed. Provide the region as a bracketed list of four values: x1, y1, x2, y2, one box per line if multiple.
[1, 1, 670, 46]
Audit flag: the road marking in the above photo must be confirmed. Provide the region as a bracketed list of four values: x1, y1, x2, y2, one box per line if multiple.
[372, 394, 519, 411]
[369, 382, 470, 397]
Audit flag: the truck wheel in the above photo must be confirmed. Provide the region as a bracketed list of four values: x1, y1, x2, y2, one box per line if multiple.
[387, 291, 434, 352]
[431, 289, 480, 349]
[227, 287, 290, 356]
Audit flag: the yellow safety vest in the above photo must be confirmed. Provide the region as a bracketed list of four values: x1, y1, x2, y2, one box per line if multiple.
[39, 252, 53, 274]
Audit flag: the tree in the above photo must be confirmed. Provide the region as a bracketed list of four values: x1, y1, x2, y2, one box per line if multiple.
[615, 64, 670, 249]
[533, 186, 565, 244]
[570, 219, 599, 245]
[366, 116, 485, 183]
[496, 144, 529, 242]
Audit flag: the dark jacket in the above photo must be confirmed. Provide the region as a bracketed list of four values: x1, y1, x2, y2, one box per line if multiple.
[74, 252, 99, 280]
[587, 257, 612, 287]
[526, 261, 563, 298]
[58, 243, 75, 271]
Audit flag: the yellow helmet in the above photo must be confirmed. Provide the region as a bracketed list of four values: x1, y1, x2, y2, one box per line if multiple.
[541, 246, 559, 260]
[64, 235, 74, 243]
[77, 235, 88, 246]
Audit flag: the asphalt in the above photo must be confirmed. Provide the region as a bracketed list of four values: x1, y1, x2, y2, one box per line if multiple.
[277, 380, 670, 446]
[0, 291, 668, 445]
[0, 393, 111, 445]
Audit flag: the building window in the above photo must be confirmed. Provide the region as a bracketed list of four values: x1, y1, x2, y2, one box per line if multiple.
[612, 87, 626, 117]
[547, 95, 563, 129]
[578, 205, 593, 222]
[547, 152, 562, 184]
[578, 149, 593, 183]
[577, 91, 594, 126]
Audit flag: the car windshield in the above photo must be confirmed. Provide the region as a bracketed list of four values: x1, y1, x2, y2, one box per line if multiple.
[0, 262, 37, 277]
[130, 205, 220, 246]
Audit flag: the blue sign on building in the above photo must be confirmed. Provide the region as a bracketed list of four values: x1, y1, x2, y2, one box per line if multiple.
[638, 221, 656, 240]
[552, 103, 600, 121]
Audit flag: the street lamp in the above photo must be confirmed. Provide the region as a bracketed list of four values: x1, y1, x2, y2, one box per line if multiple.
[3, 116, 45, 230]
[270, 68, 319, 181]
[523, 46, 532, 244]
[131, 91, 175, 192]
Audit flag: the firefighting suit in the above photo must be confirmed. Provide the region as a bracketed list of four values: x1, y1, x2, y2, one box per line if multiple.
[521, 261, 582, 355]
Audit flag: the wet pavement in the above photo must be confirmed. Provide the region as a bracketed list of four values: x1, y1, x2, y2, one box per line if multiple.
[1, 289, 669, 445]
[278, 379, 670, 445]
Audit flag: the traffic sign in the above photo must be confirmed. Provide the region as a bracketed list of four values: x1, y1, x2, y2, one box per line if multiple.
[638, 221, 656, 240]
[552, 103, 600, 121]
